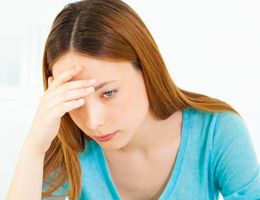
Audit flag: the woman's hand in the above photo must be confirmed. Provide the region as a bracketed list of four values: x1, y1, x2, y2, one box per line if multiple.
[24, 66, 96, 155]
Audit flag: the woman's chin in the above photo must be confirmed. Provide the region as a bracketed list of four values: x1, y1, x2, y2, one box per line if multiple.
[98, 132, 132, 151]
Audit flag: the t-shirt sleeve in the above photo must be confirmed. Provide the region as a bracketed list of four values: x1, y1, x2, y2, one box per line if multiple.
[212, 112, 260, 199]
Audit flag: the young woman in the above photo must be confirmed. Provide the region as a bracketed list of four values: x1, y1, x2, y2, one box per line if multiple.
[7, 0, 260, 199]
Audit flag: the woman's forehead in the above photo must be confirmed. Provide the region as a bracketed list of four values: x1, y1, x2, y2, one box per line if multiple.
[51, 52, 133, 80]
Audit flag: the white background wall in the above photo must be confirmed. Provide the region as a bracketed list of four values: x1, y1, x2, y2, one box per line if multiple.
[0, 0, 259, 199]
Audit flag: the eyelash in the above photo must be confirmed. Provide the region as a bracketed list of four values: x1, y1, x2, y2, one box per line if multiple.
[102, 89, 118, 99]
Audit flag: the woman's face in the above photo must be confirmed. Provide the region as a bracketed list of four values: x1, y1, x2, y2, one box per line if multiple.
[52, 52, 150, 150]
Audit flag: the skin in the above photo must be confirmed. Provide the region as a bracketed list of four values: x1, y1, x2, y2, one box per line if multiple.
[52, 51, 183, 199]
[52, 51, 182, 155]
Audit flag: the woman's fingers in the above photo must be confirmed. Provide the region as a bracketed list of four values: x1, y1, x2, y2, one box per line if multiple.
[45, 78, 97, 105]
[26, 66, 97, 154]
[48, 66, 82, 90]
[49, 98, 86, 118]
[48, 86, 95, 111]
[44, 65, 98, 120]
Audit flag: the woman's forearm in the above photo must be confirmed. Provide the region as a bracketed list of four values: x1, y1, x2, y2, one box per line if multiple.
[6, 143, 45, 200]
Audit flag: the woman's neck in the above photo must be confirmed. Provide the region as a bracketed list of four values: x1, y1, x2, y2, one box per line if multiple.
[106, 110, 183, 158]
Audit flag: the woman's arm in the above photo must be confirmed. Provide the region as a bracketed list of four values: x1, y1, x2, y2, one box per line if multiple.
[6, 66, 97, 199]
[6, 141, 45, 200]
[213, 112, 260, 199]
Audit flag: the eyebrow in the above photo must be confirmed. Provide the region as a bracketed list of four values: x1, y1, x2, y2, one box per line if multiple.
[94, 80, 118, 92]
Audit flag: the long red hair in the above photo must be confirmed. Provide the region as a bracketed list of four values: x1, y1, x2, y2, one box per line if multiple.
[41, 0, 239, 199]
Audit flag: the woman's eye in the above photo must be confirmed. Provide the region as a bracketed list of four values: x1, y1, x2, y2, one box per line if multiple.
[102, 90, 117, 98]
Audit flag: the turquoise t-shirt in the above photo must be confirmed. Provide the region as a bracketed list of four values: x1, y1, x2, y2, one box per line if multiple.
[46, 107, 260, 199]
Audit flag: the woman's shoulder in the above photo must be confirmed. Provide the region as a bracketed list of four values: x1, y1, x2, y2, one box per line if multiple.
[186, 107, 244, 130]
[184, 107, 249, 148]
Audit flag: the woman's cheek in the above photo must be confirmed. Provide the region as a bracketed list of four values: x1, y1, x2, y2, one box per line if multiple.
[115, 91, 135, 114]
[68, 111, 84, 128]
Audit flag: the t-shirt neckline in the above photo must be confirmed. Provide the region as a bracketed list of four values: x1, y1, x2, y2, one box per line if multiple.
[95, 107, 191, 199]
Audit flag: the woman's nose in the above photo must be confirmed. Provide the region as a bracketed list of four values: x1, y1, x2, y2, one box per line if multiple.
[83, 101, 105, 131]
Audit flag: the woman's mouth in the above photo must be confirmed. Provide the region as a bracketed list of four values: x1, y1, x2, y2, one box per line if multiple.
[94, 131, 118, 142]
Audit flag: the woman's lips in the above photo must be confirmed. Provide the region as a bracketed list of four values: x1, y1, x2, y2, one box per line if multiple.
[94, 131, 118, 142]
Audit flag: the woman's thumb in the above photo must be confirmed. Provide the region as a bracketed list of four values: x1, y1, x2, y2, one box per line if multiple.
[48, 76, 53, 87]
